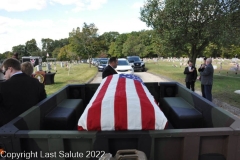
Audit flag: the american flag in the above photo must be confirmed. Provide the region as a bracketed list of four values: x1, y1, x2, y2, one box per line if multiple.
[78, 74, 167, 131]
[119, 74, 144, 85]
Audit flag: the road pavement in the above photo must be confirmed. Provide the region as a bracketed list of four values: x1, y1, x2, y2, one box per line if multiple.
[90, 71, 170, 83]
[90, 71, 203, 96]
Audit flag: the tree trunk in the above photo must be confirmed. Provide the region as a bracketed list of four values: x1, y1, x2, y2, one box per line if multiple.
[190, 44, 198, 66]
[88, 54, 92, 68]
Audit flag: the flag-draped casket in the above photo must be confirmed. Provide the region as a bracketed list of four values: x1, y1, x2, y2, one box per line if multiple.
[78, 74, 168, 131]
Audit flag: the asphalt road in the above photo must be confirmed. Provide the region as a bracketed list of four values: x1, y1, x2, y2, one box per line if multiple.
[90, 71, 201, 95]
[90, 71, 170, 83]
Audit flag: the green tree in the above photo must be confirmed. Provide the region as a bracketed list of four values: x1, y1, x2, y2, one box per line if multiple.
[0, 51, 11, 60]
[218, 44, 240, 58]
[138, 30, 156, 57]
[25, 39, 40, 56]
[231, 45, 240, 58]
[140, 0, 240, 64]
[49, 38, 70, 60]
[122, 35, 141, 56]
[108, 42, 116, 57]
[52, 47, 61, 60]
[100, 32, 119, 50]
[122, 30, 164, 58]
[54, 38, 69, 48]
[58, 45, 78, 61]
[69, 23, 99, 67]
[58, 46, 69, 61]
[108, 33, 128, 57]
[202, 43, 220, 58]
[93, 36, 109, 57]
[12, 44, 26, 58]
[151, 32, 170, 58]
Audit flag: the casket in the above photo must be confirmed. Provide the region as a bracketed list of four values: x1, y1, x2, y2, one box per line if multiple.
[78, 74, 168, 131]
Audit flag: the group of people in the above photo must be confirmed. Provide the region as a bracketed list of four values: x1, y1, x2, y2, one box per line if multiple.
[184, 58, 214, 102]
[103, 57, 214, 102]
[0, 56, 46, 127]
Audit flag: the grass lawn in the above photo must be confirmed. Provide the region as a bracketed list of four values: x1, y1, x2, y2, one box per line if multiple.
[145, 59, 240, 108]
[42, 63, 98, 95]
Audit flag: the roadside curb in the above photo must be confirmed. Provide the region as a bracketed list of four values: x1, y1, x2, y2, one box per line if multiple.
[86, 70, 99, 84]
[213, 99, 240, 118]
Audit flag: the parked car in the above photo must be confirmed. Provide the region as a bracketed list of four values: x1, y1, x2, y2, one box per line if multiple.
[91, 58, 97, 66]
[80, 59, 87, 63]
[115, 58, 134, 74]
[98, 60, 108, 72]
[95, 58, 109, 67]
[127, 56, 145, 72]
[98, 58, 108, 61]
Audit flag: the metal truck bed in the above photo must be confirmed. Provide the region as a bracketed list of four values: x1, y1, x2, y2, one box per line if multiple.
[0, 82, 239, 160]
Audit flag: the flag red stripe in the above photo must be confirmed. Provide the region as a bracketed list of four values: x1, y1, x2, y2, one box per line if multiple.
[134, 81, 155, 130]
[87, 75, 113, 130]
[114, 77, 127, 130]
[78, 126, 85, 131]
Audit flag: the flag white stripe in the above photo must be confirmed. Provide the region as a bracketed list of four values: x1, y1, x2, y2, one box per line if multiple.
[126, 78, 142, 130]
[100, 75, 119, 130]
[142, 85, 168, 129]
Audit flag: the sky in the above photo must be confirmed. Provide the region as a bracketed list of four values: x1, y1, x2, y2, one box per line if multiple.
[0, 0, 151, 53]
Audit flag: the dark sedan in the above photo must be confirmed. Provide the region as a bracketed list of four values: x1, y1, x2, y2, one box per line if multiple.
[127, 56, 145, 72]
[98, 60, 108, 72]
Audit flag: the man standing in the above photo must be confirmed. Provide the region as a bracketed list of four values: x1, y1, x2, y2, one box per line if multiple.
[200, 58, 214, 101]
[198, 57, 207, 98]
[12, 52, 19, 60]
[102, 57, 118, 79]
[0, 58, 46, 127]
[184, 60, 197, 91]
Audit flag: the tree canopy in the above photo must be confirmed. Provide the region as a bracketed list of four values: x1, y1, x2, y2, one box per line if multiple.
[69, 23, 99, 67]
[140, 0, 240, 64]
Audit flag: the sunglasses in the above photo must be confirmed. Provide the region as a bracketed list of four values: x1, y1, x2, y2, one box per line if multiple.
[2, 68, 8, 75]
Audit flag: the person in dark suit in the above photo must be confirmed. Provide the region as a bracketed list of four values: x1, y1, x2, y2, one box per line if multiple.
[12, 52, 19, 60]
[198, 57, 207, 98]
[21, 61, 34, 76]
[200, 58, 214, 102]
[102, 57, 118, 79]
[0, 58, 46, 127]
[184, 60, 197, 91]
